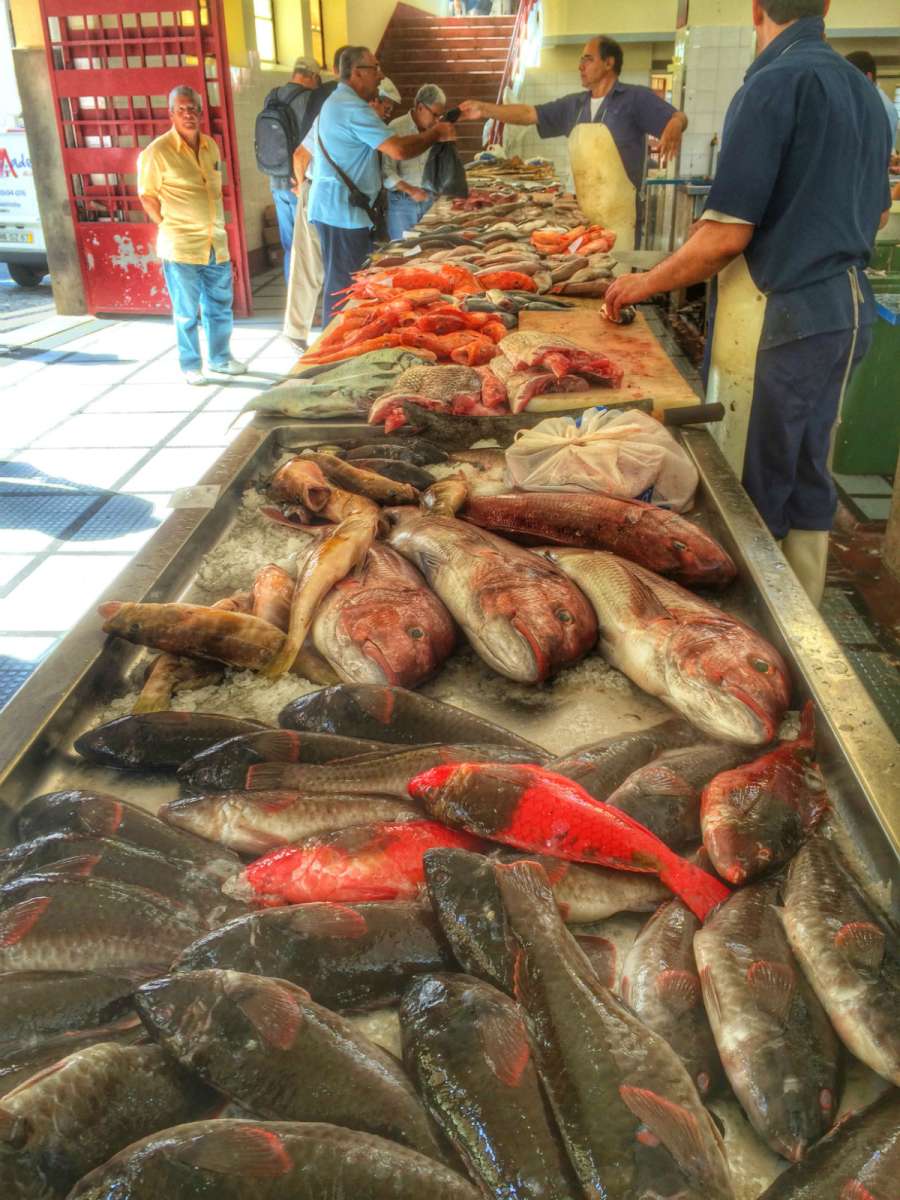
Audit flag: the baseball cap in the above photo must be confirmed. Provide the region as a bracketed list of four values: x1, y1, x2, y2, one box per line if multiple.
[378, 77, 402, 104]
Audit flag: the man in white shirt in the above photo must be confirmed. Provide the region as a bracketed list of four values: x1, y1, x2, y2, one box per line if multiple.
[383, 84, 447, 240]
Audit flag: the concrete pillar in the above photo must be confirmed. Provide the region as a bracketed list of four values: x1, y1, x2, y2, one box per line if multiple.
[12, 47, 87, 315]
[883, 446, 900, 582]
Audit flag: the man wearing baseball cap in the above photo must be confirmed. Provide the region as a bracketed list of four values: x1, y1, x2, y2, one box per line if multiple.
[259, 57, 336, 279]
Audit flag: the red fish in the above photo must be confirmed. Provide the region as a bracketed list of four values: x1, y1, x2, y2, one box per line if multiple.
[409, 763, 730, 922]
[700, 702, 828, 884]
[224, 820, 484, 907]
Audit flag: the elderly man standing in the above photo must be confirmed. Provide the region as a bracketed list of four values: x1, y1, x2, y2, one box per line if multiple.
[383, 84, 446, 240]
[138, 86, 245, 385]
[309, 46, 456, 326]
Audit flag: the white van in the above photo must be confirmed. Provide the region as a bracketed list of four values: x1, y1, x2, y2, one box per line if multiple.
[0, 128, 48, 288]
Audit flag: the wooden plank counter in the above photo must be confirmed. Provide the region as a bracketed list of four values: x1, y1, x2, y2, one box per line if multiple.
[517, 303, 699, 418]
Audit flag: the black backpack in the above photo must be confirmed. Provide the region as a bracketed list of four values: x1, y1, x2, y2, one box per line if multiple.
[254, 83, 305, 177]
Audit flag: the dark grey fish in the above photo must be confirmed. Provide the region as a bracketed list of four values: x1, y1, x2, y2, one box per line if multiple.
[0, 834, 242, 929]
[548, 720, 698, 803]
[757, 1086, 900, 1199]
[1, 1025, 146, 1100]
[0, 875, 203, 974]
[497, 859, 733, 1200]
[73, 711, 269, 770]
[401, 974, 578, 1199]
[344, 439, 450, 466]
[694, 879, 842, 1161]
[242, 742, 546, 799]
[16, 791, 239, 879]
[0, 1041, 217, 1199]
[279, 684, 544, 753]
[69, 1120, 481, 1200]
[173, 901, 455, 1012]
[176, 729, 390, 792]
[780, 837, 900, 1086]
[607, 742, 753, 848]
[346, 459, 435, 490]
[136, 970, 443, 1161]
[621, 899, 723, 1099]
[0, 970, 141, 1056]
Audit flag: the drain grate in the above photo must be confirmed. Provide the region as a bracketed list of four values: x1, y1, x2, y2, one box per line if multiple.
[820, 588, 881, 647]
[843, 648, 900, 739]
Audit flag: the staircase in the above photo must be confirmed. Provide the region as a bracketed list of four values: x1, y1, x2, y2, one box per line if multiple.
[377, 4, 517, 162]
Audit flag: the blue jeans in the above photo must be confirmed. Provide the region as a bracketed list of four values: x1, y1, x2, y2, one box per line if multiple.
[162, 250, 234, 373]
[271, 186, 298, 282]
[386, 190, 434, 242]
[313, 222, 373, 327]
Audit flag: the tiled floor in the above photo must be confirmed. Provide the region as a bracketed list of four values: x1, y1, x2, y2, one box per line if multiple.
[0, 268, 298, 707]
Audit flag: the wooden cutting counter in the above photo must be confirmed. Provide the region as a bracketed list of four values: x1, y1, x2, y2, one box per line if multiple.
[518, 300, 700, 418]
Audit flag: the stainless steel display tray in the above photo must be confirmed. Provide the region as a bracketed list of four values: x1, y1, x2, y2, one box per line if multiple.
[0, 417, 896, 911]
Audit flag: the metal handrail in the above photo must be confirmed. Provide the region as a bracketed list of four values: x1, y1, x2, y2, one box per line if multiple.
[487, 0, 542, 147]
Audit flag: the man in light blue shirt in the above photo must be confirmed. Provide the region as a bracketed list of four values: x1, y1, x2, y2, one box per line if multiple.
[309, 46, 456, 324]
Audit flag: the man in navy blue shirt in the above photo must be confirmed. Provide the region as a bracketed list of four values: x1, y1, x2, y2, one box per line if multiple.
[605, 2, 892, 605]
[459, 36, 687, 194]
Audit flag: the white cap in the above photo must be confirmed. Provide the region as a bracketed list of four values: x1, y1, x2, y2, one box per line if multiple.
[378, 77, 402, 104]
[292, 56, 322, 77]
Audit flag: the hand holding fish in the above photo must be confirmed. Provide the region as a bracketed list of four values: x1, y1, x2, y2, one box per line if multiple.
[604, 270, 656, 320]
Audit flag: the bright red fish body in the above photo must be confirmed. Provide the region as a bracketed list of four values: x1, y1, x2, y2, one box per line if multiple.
[409, 763, 730, 922]
[225, 820, 483, 907]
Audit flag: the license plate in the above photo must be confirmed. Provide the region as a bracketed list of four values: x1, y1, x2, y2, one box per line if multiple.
[0, 230, 34, 244]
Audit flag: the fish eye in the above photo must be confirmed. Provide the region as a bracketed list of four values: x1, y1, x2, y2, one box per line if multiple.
[749, 657, 770, 673]
[408, 627, 424, 639]
[672, 540, 688, 551]
[556, 610, 573, 623]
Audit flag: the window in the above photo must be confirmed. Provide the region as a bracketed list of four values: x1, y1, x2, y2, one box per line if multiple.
[254, 0, 276, 64]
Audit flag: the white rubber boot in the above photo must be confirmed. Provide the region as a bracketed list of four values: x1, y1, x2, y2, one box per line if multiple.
[782, 529, 829, 608]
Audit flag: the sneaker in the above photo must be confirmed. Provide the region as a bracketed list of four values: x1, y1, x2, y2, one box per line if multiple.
[209, 358, 248, 376]
[183, 369, 208, 386]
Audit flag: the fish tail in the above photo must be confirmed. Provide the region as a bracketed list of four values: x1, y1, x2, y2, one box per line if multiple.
[656, 851, 730, 923]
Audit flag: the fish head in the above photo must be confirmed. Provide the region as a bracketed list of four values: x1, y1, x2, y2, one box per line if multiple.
[320, 584, 455, 689]
[663, 620, 789, 745]
[748, 1043, 837, 1162]
[477, 570, 597, 683]
[136, 969, 307, 1064]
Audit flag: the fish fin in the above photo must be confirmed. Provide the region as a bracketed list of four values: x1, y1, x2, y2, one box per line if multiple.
[655, 969, 702, 1015]
[172, 1123, 294, 1177]
[233, 978, 304, 1050]
[575, 934, 617, 990]
[495, 858, 557, 908]
[698, 964, 722, 1025]
[834, 921, 885, 972]
[839, 1181, 877, 1200]
[619, 1085, 705, 1167]
[479, 1009, 531, 1088]
[245, 764, 299, 791]
[635, 1126, 661, 1148]
[288, 902, 368, 939]
[31, 854, 101, 879]
[656, 853, 730, 923]
[250, 731, 305, 764]
[0, 896, 51, 946]
[746, 960, 796, 1023]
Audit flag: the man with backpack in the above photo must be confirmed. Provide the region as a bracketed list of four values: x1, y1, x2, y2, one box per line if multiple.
[255, 57, 335, 280]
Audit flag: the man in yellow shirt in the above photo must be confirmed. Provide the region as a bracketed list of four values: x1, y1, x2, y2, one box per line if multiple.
[137, 86, 246, 385]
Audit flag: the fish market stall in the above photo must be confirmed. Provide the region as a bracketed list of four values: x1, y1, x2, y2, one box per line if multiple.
[0, 173, 897, 1200]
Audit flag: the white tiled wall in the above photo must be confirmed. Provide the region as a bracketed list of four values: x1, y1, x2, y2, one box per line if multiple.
[677, 25, 755, 178]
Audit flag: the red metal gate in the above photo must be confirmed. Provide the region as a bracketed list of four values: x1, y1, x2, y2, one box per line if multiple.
[38, 0, 251, 315]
